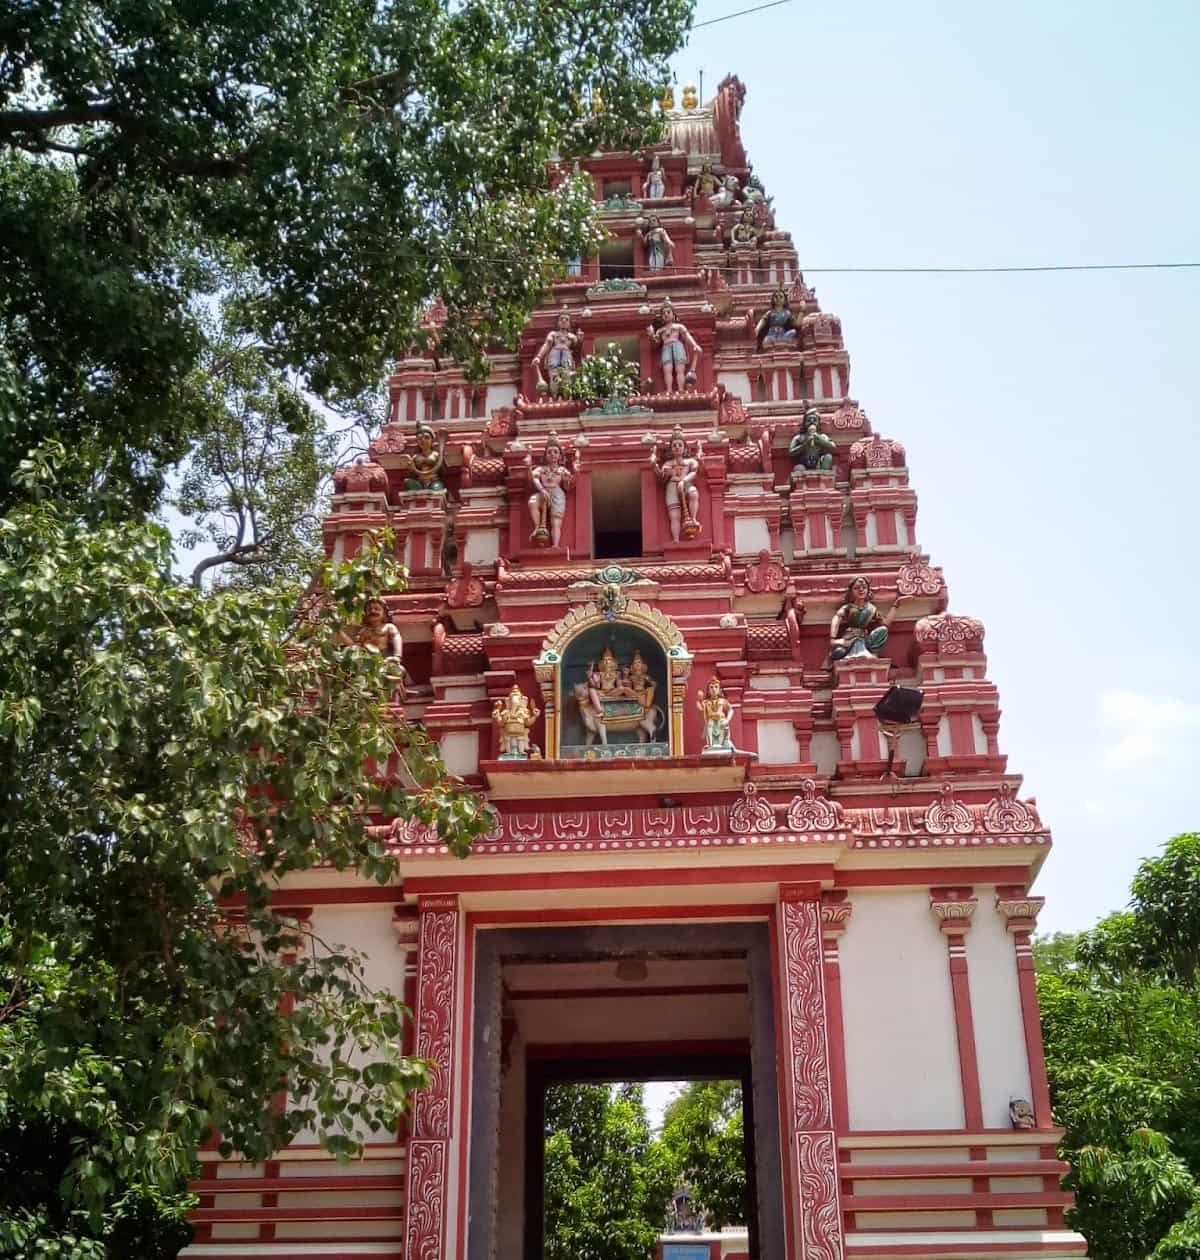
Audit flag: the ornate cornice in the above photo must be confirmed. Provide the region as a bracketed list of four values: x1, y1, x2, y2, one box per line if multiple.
[535, 596, 689, 661]
[996, 894, 1045, 933]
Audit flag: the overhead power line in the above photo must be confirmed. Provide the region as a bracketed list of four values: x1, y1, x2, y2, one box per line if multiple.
[693, 0, 796, 30]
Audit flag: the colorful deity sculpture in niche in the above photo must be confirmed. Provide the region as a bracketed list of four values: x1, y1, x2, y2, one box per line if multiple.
[637, 215, 675, 271]
[534, 309, 581, 398]
[730, 206, 762, 248]
[710, 174, 742, 211]
[830, 576, 909, 661]
[647, 300, 700, 394]
[697, 677, 735, 751]
[526, 431, 577, 547]
[755, 289, 798, 350]
[493, 684, 540, 759]
[651, 425, 703, 540]
[403, 423, 446, 490]
[789, 409, 835, 472]
[342, 597, 408, 701]
[691, 159, 718, 200]
[569, 642, 665, 748]
[642, 154, 666, 200]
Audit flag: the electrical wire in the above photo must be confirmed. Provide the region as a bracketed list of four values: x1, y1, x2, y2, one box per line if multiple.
[692, 0, 796, 30]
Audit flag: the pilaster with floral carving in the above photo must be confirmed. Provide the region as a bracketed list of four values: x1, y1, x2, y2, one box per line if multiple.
[776, 885, 845, 1260]
[996, 887, 1052, 1128]
[930, 887, 983, 1130]
[820, 893, 852, 1133]
[404, 895, 461, 1260]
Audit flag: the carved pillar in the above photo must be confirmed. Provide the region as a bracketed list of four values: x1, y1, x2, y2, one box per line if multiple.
[996, 889, 1052, 1128]
[775, 884, 845, 1260]
[820, 894, 852, 1133]
[404, 895, 462, 1260]
[930, 887, 983, 1130]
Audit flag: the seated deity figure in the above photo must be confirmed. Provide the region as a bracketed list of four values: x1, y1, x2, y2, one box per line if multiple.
[829, 577, 910, 661]
[697, 677, 735, 751]
[650, 424, 703, 540]
[789, 409, 835, 472]
[492, 684, 540, 759]
[526, 431, 576, 547]
[637, 215, 675, 271]
[571, 647, 665, 747]
[403, 423, 446, 491]
[534, 309, 580, 397]
[729, 206, 761, 247]
[710, 174, 742, 211]
[647, 300, 700, 393]
[642, 153, 666, 200]
[755, 289, 798, 350]
[627, 649, 655, 707]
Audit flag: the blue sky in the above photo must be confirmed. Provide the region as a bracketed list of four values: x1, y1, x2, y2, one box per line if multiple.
[672, 0, 1199, 933]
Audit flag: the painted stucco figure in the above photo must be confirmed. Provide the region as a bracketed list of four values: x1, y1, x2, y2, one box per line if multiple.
[637, 215, 675, 272]
[647, 301, 700, 394]
[710, 174, 742, 211]
[526, 431, 576, 547]
[651, 424, 703, 540]
[533, 309, 581, 398]
[756, 289, 798, 350]
[730, 206, 760, 247]
[343, 597, 408, 701]
[789, 409, 835, 472]
[697, 677, 735, 751]
[691, 159, 718, 200]
[642, 154, 666, 200]
[492, 685, 540, 759]
[830, 577, 909, 661]
[403, 423, 446, 491]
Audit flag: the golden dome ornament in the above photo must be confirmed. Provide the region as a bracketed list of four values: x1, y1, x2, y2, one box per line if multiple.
[681, 82, 698, 110]
[659, 83, 676, 112]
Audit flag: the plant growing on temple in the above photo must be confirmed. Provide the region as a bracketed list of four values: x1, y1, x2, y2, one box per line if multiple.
[0, 445, 494, 1257]
[563, 343, 642, 403]
[543, 1083, 676, 1260]
[659, 1080, 748, 1230]
[0, 0, 693, 516]
[1037, 834, 1200, 1260]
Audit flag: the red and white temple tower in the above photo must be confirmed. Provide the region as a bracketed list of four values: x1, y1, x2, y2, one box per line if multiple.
[184, 76, 1085, 1260]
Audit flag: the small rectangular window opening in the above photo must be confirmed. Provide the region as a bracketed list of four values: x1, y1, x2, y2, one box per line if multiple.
[592, 467, 643, 560]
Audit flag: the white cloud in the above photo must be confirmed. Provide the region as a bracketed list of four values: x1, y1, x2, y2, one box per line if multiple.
[1097, 689, 1200, 772]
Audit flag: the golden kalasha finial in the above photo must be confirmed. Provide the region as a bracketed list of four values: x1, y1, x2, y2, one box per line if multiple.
[659, 83, 676, 112]
[681, 82, 699, 110]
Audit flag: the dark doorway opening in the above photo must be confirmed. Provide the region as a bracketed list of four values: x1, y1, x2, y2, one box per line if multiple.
[599, 238, 636, 279]
[526, 1053, 758, 1260]
[592, 467, 643, 559]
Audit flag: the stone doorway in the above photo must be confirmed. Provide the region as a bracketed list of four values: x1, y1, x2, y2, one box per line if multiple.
[468, 923, 785, 1260]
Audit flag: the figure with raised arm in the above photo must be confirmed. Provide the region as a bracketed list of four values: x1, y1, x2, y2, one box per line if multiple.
[647, 300, 700, 393]
[691, 159, 718, 200]
[533, 308, 580, 398]
[829, 577, 911, 660]
[651, 424, 703, 540]
[755, 288, 798, 350]
[637, 215, 675, 272]
[526, 430, 576, 547]
[403, 423, 447, 491]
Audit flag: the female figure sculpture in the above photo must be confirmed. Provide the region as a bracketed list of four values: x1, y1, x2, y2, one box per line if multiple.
[492, 685, 540, 759]
[729, 206, 761, 247]
[526, 431, 576, 547]
[830, 577, 910, 660]
[403, 423, 447, 491]
[697, 677, 735, 751]
[647, 300, 700, 393]
[789, 409, 835, 472]
[637, 215, 675, 271]
[755, 289, 798, 350]
[533, 309, 580, 397]
[691, 159, 718, 200]
[642, 154, 666, 200]
[651, 424, 703, 540]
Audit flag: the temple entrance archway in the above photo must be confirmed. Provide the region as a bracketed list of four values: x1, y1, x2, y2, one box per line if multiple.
[468, 923, 786, 1260]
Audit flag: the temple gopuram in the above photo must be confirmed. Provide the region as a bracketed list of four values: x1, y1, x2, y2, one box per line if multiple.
[184, 76, 1085, 1260]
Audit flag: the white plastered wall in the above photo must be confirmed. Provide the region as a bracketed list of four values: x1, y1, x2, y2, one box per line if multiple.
[839, 889, 964, 1130]
[967, 887, 1033, 1128]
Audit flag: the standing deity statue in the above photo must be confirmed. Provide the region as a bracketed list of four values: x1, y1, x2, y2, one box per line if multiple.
[647, 300, 700, 393]
[650, 424, 703, 540]
[492, 685, 540, 759]
[637, 215, 675, 271]
[829, 577, 910, 661]
[403, 423, 447, 490]
[691, 159, 718, 200]
[533, 309, 581, 398]
[526, 431, 577, 547]
[710, 174, 742, 211]
[642, 154, 666, 200]
[789, 409, 835, 471]
[696, 677, 735, 751]
[755, 288, 798, 350]
[342, 597, 409, 701]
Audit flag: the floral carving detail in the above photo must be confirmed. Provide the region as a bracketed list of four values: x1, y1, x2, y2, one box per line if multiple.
[801, 310, 842, 348]
[849, 434, 905, 469]
[445, 562, 484, 609]
[781, 897, 833, 1132]
[745, 549, 787, 594]
[484, 407, 516, 439]
[333, 457, 389, 495]
[914, 613, 986, 656]
[796, 1129, 845, 1260]
[996, 894, 1046, 927]
[412, 904, 458, 1139]
[370, 421, 409, 456]
[786, 780, 844, 832]
[982, 783, 1040, 833]
[720, 392, 748, 430]
[896, 552, 945, 598]
[787, 275, 815, 307]
[828, 397, 868, 431]
[924, 784, 975, 835]
[405, 1139, 447, 1260]
[729, 782, 776, 833]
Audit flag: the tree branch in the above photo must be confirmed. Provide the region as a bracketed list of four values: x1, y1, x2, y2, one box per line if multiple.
[190, 542, 265, 587]
[0, 103, 122, 135]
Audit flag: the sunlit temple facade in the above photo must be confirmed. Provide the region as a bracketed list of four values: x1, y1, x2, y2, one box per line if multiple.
[183, 76, 1084, 1260]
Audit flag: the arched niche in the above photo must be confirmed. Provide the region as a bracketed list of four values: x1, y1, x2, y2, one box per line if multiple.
[533, 599, 693, 760]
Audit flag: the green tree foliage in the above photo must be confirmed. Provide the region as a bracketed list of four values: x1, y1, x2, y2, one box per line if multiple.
[0, 0, 693, 513]
[1038, 835, 1200, 1260]
[660, 1080, 747, 1229]
[563, 342, 643, 403]
[543, 1083, 676, 1260]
